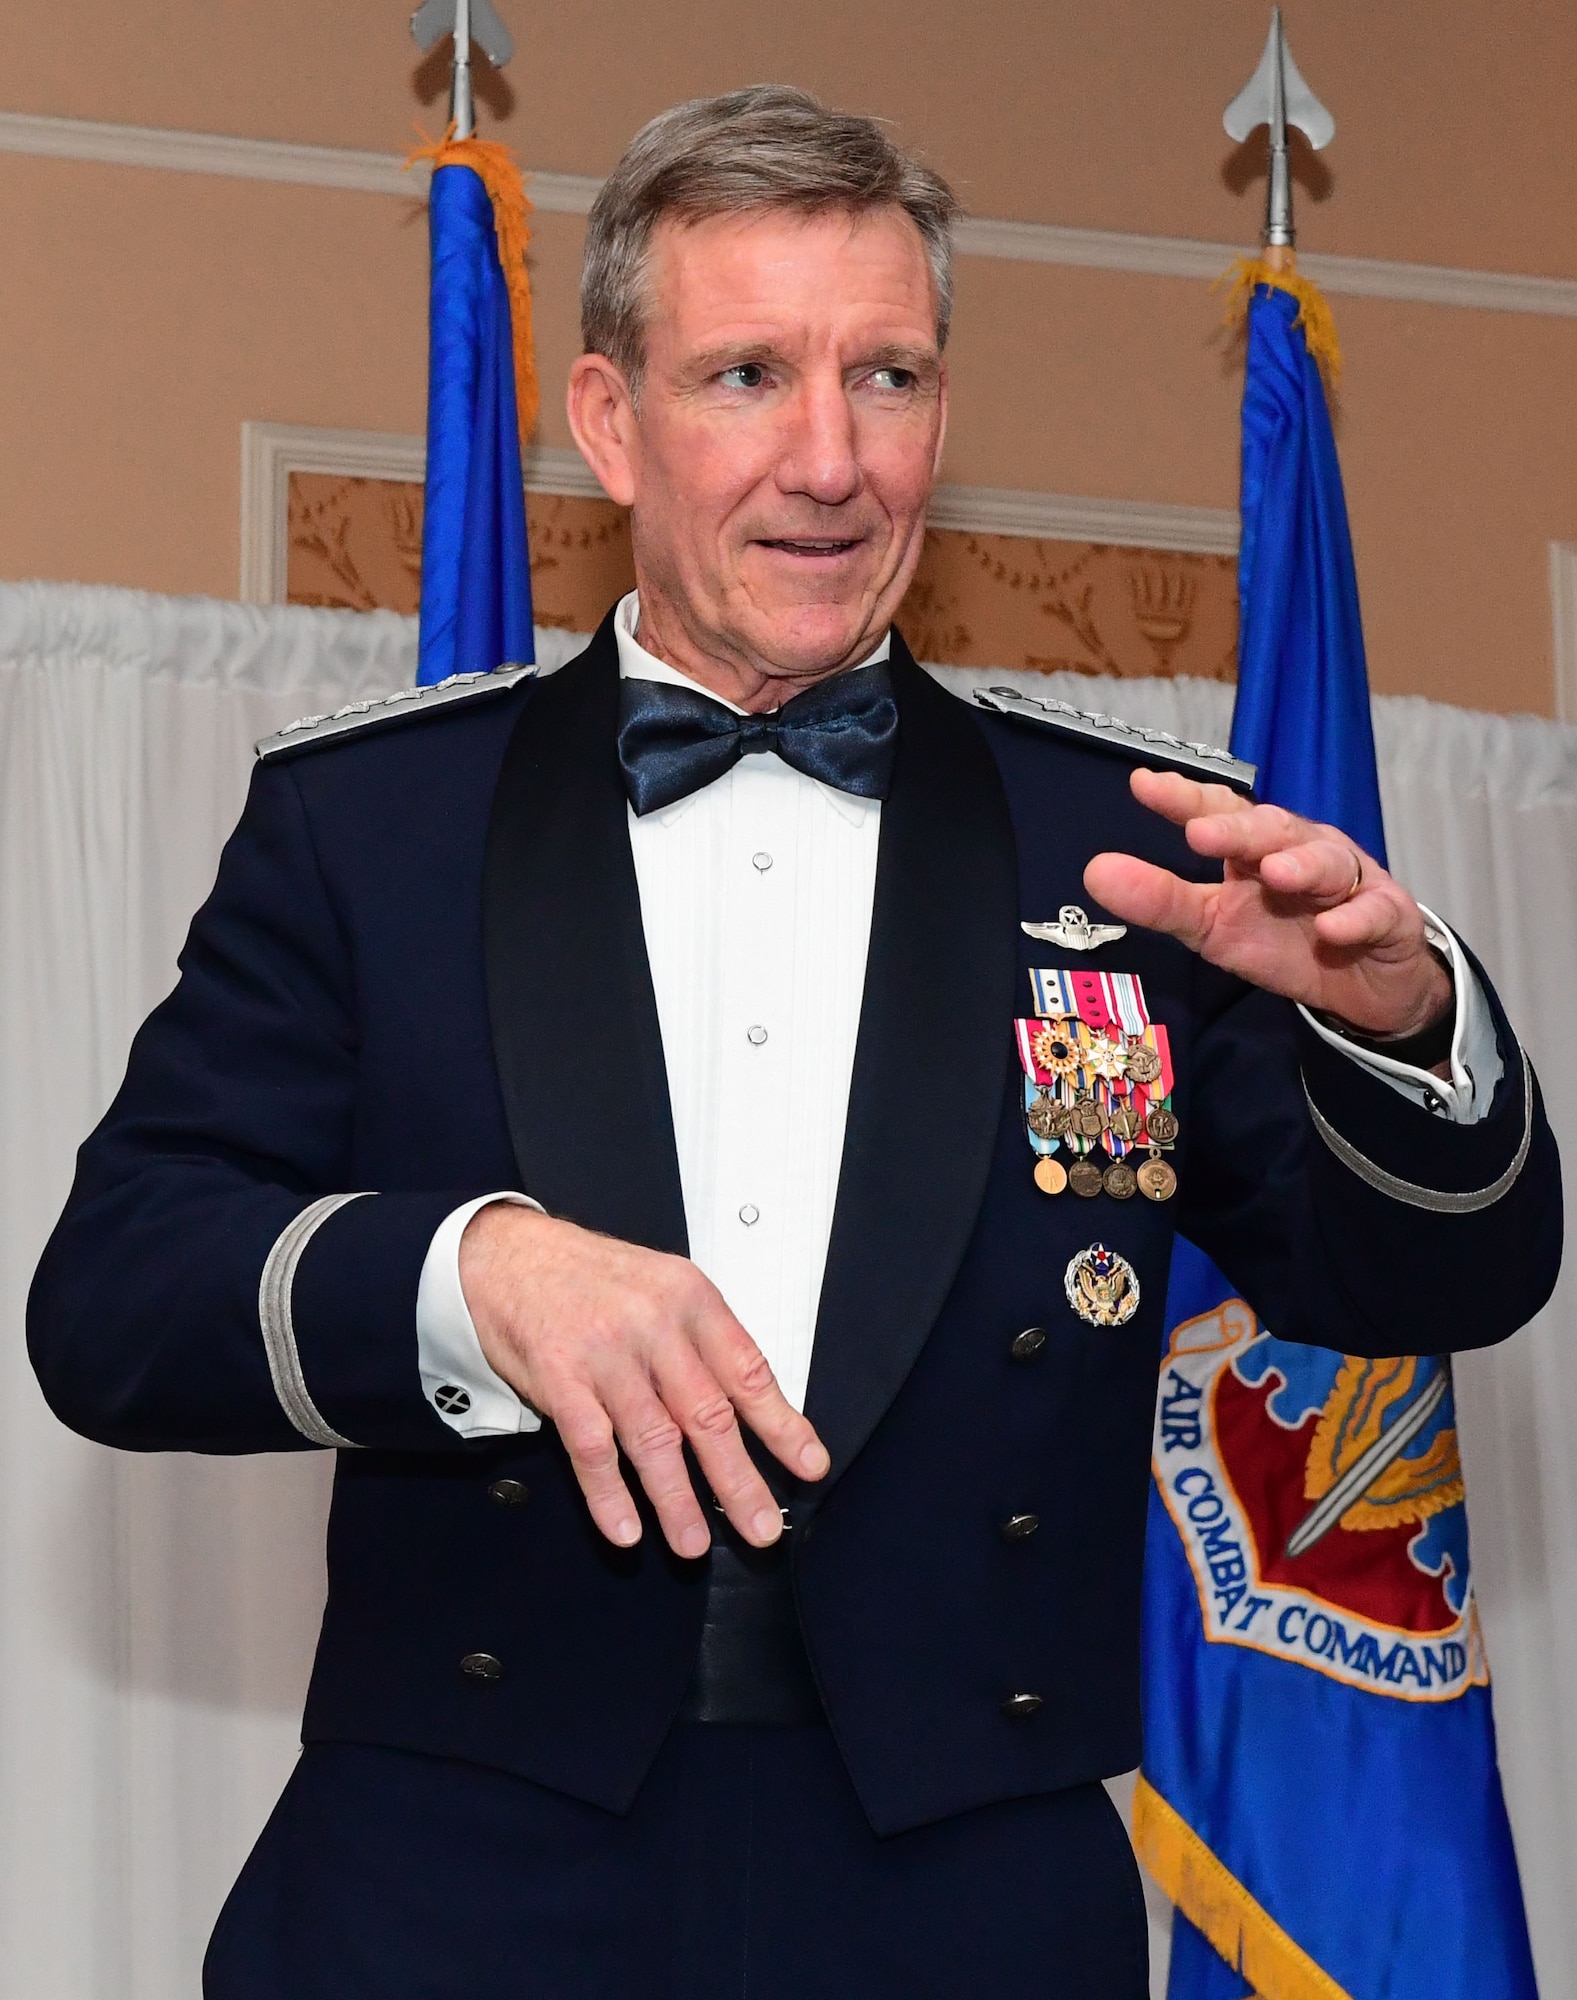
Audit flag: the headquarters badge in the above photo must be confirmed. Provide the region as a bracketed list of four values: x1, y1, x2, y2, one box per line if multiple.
[1064, 1242, 1140, 1327]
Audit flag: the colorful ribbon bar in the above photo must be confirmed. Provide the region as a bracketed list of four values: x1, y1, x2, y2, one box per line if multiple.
[1032, 968, 1151, 1037]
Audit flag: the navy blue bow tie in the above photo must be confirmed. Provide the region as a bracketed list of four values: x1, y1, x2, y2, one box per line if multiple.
[617, 660, 899, 817]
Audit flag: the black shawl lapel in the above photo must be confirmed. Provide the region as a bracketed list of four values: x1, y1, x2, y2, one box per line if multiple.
[802, 641, 1019, 1491]
[482, 615, 688, 1255]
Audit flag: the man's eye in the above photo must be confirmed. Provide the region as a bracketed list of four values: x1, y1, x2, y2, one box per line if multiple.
[719, 362, 768, 389]
[871, 366, 917, 390]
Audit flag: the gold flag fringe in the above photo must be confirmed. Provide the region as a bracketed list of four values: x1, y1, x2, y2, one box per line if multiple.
[1132, 1775, 1355, 2000]
[408, 130, 541, 446]
[1219, 255, 1342, 386]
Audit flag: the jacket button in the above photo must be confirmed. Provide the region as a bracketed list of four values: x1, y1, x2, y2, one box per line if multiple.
[1002, 1691, 1043, 1720]
[460, 1652, 503, 1682]
[1000, 1512, 1041, 1541]
[488, 1478, 530, 1507]
[1010, 1326, 1047, 1362]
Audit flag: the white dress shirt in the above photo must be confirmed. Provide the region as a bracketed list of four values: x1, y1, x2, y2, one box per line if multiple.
[418, 592, 884, 1434]
[416, 593, 1497, 1438]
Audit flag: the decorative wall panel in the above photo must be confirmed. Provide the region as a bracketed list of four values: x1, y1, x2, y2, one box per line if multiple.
[286, 473, 1238, 681]
[900, 532, 1237, 680]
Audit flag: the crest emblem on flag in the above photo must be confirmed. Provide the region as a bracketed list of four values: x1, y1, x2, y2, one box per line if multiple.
[1153, 1298, 1485, 1702]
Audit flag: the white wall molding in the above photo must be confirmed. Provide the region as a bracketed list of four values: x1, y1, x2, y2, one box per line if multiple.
[1294, 248, 1577, 318]
[7, 109, 1577, 320]
[240, 421, 1237, 606]
[952, 213, 1577, 318]
[0, 108, 601, 212]
[239, 424, 604, 603]
[1549, 543, 1577, 723]
[928, 481, 1236, 554]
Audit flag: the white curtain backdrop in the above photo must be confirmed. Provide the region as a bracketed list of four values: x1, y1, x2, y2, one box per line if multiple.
[1, 581, 1572, 1998]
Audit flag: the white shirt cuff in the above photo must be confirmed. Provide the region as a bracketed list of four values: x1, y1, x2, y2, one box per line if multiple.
[416, 1192, 544, 1437]
[1297, 908, 1502, 1126]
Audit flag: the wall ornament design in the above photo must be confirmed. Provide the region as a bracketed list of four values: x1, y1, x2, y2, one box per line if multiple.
[245, 424, 1241, 681]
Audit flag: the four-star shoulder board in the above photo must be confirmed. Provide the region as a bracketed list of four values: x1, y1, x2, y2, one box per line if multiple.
[255, 663, 537, 763]
[973, 684, 1256, 796]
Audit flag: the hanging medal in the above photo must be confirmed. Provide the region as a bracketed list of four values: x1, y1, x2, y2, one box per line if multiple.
[1131, 1022, 1179, 1201]
[1057, 1022, 1104, 1196]
[1068, 1022, 1136, 1199]
[1023, 1079, 1068, 1195]
[1014, 1018, 1078, 1195]
[1024, 971, 1184, 1201]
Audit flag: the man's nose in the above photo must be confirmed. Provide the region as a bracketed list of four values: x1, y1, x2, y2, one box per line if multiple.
[775, 377, 861, 507]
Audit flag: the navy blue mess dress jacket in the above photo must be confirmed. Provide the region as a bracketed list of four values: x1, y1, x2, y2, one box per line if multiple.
[28, 616, 1561, 1836]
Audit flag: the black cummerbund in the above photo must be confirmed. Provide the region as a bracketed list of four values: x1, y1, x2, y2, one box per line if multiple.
[678, 1520, 824, 1726]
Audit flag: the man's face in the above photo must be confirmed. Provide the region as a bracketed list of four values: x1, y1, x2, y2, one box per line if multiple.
[568, 206, 947, 706]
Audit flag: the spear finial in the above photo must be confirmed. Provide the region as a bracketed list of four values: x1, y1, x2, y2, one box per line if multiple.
[1224, 7, 1334, 254]
[411, 0, 515, 140]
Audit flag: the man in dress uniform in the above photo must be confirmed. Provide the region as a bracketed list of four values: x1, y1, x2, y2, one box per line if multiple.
[29, 86, 1560, 1999]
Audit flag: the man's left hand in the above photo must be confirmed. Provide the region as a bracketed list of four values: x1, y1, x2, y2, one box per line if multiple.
[1085, 769, 1452, 1039]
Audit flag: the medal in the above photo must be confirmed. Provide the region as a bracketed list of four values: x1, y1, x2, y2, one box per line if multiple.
[1081, 1035, 1128, 1083]
[1018, 1068, 1068, 1195]
[1031, 1026, 1080, 1078]
[1033, 1157, 1069, 1196]
[1026, 1087, 1061, 1140]
[1144, 1106, 1180, 1145]
[1023, 979, 1180, 1202]
[1064, 1242, 1140, 1327]
[1071, 1096, 1108, 1140]
[1137, 1154, 1178, 1202]
[1016, 1019, 1078, 1084]
[1068, 1158, 1105, 1198]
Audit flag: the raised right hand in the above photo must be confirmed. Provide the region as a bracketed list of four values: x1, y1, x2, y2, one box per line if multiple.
[459, 1202, 829, 1558]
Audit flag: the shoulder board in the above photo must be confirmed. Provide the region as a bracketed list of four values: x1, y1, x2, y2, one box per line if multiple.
[255, 664, 537, 763]
[972, 684, 1255, 795]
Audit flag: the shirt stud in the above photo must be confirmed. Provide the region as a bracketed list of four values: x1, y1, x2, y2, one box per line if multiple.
[752, 851, 773, 872]
[738, 1204, 760, 1226]
[746, 1025, 768, 1046]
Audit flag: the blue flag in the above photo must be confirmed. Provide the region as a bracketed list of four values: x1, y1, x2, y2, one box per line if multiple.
[417, 153, 535, 687]
[1134, 281, 1538, 2000]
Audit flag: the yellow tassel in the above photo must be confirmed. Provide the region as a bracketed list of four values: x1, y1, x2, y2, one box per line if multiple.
[1132, 1776, 1354, 2000]
[408, 129, 541, 447]
[1219, 254, 1342, 386]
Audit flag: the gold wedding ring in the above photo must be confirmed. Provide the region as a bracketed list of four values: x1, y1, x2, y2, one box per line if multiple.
[1341, 850, 1365, 904]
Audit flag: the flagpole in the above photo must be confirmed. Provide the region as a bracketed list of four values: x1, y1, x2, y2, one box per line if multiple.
[449, 0, 474, 139]
[1263, 6, 1293, 259]
[1223, 5, 1336, 274]
[411, 0, 517, 139]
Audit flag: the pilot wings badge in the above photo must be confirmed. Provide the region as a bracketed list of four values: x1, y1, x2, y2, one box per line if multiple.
[1021, 905, 1127, 952]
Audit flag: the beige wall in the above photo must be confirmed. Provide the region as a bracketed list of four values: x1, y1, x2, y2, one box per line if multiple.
[2, 1, 1575, 712]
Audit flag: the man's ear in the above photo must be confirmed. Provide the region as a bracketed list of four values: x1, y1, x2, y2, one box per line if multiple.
[567, 354, 639, 508]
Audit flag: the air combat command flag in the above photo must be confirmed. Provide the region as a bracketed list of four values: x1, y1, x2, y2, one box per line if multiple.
[1132, 15, 1540, 2000]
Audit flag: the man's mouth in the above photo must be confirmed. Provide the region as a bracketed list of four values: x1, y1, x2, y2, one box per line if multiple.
[754, 537, 862, 558]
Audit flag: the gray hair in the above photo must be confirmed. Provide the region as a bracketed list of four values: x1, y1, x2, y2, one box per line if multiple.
[580, 85, 959, 393]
